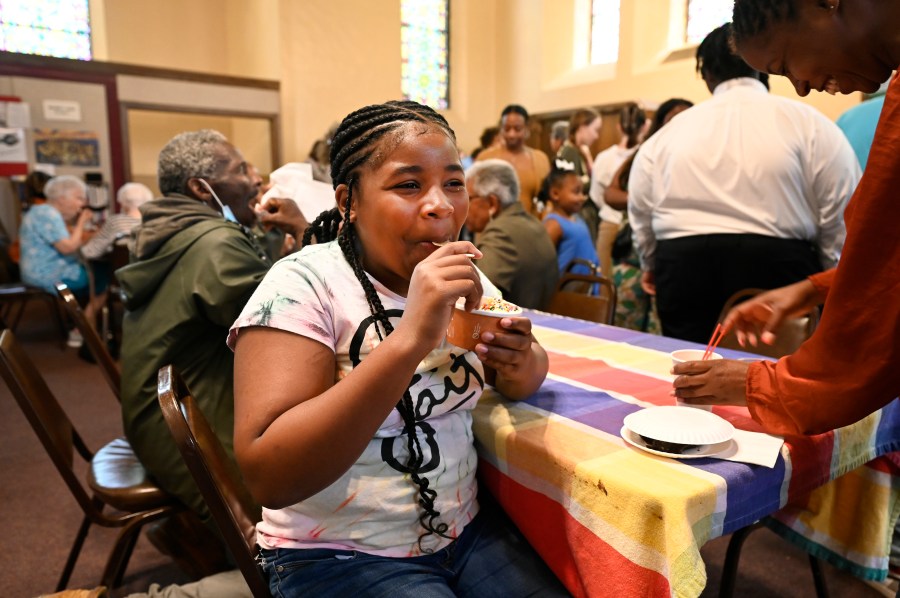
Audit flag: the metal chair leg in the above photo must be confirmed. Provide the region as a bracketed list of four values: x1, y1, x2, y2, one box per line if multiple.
[101, 519, 144, 589]
[57, 513, 92, 591]
[719, 521, 764, 598]
[809, 555, 829, 598]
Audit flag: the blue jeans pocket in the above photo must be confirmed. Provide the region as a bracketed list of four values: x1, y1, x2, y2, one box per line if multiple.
[261, 546, 361, 595]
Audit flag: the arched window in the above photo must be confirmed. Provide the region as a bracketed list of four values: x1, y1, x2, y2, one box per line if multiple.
[401, 0, 449, 110]
[0, 0, 92, 60]
[590, 0, 620, 65]
[685, 0, 731, 45]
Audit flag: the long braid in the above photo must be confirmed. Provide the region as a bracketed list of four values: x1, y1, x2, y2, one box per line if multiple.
[301, 207, 342, 246]
[305, 100, 456, 550]
[732, 0, 797, 44]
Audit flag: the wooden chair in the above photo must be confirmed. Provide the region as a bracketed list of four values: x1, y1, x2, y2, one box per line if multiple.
[157, 365, 270, 598]
[56, 283, 121, 400]
[546, 272, 618, 325]
[102, 242, 131, 354]
[0, 282, 68, 344]
[715, 288, 819, 360]
[0, 329, 180, 591]
[561, 257, 599, 276]
[714, 289, 824, 598]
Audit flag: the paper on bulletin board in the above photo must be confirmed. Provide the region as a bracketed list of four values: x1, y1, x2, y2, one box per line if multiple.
[34, 129, 100, 166]
[0, 128, 27, 163]
[43, 99, 81, 122]
[0, 102, 31, 128]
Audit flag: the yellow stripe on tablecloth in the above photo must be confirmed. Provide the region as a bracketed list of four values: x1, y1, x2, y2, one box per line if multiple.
[474, 392, 727, 596]
[832, 411, 881, 475]
[775, 464, 897, 570]
[533, 325, 674, 379]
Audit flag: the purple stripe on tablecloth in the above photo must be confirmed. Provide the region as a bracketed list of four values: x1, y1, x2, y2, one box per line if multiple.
[876, 400, 900, 454]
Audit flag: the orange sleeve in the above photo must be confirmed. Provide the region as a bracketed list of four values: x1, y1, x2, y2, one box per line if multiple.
[807, 268, 835, 297]
[744, 78, 900, 436]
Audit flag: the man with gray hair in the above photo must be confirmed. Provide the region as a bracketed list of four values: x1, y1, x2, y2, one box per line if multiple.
[549, 120, 569, 156]
[465, 159, 558, 310]
[115, 129, 305, 573]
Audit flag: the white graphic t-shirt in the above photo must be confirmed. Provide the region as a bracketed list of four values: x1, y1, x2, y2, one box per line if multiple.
[229, 241, 501, 557]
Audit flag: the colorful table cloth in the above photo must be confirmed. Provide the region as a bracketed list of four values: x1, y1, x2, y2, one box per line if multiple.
[472, 311, 900, 598]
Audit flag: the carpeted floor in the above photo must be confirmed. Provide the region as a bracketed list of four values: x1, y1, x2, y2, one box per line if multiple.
[0, 301, 892, 598]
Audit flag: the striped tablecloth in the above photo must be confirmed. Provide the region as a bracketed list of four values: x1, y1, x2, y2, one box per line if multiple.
[472, 311, 900, 598]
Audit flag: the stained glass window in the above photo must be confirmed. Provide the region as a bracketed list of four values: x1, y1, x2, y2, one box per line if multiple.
[0, 0, 91, 60]
[401, 0, 449, 110]
[590, 0, 620, 65]
[685, 0, 731, 45]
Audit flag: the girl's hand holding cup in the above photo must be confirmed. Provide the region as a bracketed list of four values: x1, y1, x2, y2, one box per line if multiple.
[398, 241, 483, 353]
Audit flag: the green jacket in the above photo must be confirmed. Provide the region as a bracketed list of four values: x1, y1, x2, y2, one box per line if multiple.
[117, 195, 268, 517]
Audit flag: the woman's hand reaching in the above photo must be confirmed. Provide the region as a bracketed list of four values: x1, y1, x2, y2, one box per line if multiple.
[722, 278, 826, 347]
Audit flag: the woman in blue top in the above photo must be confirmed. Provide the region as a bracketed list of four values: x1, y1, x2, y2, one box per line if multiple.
[541, 163, 600, 277]
[19, 175, 107, 326]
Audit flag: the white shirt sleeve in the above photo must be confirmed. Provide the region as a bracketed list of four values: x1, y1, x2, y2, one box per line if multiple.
[804, 116, 861, 269]
[627, 142, 657, 271]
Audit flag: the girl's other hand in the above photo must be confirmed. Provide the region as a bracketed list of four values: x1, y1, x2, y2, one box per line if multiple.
[474, 316, 534, 377]
[398, 241, 483, 352]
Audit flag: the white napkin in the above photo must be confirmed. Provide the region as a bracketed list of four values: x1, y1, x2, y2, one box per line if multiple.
[717, 429, 784, 468]
[260, 162, 336, 221]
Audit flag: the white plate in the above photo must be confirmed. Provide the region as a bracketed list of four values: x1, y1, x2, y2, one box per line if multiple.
[620, 426, 734, 460]
[623, 406, 734, 445]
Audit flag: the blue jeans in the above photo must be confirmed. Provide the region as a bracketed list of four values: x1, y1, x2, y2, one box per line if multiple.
[259, 496, 571, 597]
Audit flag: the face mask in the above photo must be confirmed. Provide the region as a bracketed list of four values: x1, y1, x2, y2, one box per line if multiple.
[196, 178, 238, 223]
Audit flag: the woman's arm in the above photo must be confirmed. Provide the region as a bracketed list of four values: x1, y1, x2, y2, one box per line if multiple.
[603, 160, 631, 210]
[234, 326, 431, 509]
[80, 220, 116, 260]
[53, 210, 91, 255]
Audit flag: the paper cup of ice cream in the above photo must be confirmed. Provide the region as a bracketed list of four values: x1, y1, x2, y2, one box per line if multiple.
[670, 349, 723, 364]
[446, 297, 522, 351]
[670, 349, 723, 411]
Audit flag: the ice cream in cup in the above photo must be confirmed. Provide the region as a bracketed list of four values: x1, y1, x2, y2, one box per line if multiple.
[670, 349, 723, 411]
[446, 297, 522, 350]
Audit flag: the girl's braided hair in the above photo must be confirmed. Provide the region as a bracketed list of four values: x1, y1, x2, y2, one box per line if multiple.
[301, 100, 457, 551]
[732, 0, 798, 45]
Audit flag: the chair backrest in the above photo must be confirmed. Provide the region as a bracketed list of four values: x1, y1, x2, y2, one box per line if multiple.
[157, 365, 269, 598]
[56, 283, 121, 400]
[716, 288, 820, 359]
[0, 329, 97, 514]
[562, 258, 598, 276]
[546, 273, 617, 325]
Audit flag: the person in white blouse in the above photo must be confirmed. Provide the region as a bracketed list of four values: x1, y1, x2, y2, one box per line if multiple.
[628, 24, 860, 344]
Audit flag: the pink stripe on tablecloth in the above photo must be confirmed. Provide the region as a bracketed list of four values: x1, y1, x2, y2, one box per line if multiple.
[479, 460, 673, 598]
